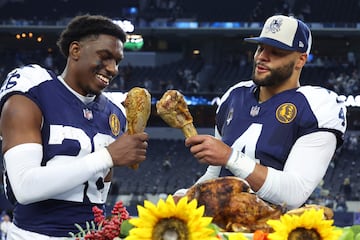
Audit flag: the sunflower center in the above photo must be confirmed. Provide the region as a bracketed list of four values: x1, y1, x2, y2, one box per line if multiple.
[152, 217, 189, 240]
[288, 227, 321, 240]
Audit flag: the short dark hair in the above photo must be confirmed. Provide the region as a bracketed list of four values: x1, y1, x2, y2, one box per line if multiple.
[56, 14, 127, 57]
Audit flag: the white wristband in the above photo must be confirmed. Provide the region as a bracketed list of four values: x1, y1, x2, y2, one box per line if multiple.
[225, 150, 256, 179]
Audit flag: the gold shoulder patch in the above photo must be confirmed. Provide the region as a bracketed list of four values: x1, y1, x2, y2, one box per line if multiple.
[109, 113, 120, 136]
[276, 103, 297, 123]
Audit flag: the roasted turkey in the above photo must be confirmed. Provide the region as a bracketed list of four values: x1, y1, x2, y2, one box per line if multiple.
[186, 176, 283, 233]
[156, 90, 198, 138]
[123, 87, 151, 169]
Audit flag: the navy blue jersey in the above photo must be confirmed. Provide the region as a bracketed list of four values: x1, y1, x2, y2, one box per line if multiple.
[216, 81, 346, 175]
[0, 64, 127, 236]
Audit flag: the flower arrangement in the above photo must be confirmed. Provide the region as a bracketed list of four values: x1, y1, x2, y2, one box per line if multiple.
[72, 195, 360, 240]
[69, 201, 131, 240]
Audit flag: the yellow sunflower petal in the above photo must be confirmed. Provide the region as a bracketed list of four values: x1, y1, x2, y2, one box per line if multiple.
[174, 196, 186, 209]
[191, 204, 206, 219]
[129, 217, 155, 229]
[188, 216, 213, 232]
[187, 198, 199, 212]
[156, 198, 173, 218]
[173, 196, 190, 220]
[227, 232, 248, 240]
[128, 218, 142, 226]
[126, 227, 152, 239]
[143, 199, 163, 219]
[143, 199, 157, 210]
[191, 229, 217, 239]
[165, 194, 176, 206]
[163, 195, 177, 216]
[134, 205, 158, 227]
[125, 235, 148, 240]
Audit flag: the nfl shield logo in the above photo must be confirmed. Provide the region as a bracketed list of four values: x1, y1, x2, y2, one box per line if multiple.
[83, 108, 93, 120]
[250, 106, 260, 117]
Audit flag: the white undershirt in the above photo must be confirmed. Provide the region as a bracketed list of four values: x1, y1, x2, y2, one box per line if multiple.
[57, 76, 95, 104]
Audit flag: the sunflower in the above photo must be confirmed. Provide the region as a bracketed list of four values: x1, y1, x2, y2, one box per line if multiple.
[126, 195, 218, 240]
[266, 208, 342, 240]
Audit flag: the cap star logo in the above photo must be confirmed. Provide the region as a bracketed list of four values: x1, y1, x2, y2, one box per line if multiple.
[267, 18, 283, 34]
[276, 103, 297, 123]
[109, 113, 120, 136]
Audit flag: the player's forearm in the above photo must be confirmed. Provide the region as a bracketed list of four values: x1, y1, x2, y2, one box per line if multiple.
[257, 132, 337, 209]
[4, 143, 113, 205]
[244, 164, 268, 191]
[256, 168, 314, 209]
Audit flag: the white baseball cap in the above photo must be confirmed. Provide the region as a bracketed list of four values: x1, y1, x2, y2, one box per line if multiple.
[244, 15, 312, 55]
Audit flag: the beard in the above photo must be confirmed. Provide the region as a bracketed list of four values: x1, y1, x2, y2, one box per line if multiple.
[252, 60, 295, 87]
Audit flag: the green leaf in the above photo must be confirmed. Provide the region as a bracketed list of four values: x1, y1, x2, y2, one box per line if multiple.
[338, 227, 355, 240]
[119, 219, 135, 237]
[207, 223, 227, 239]
[74, 223, 86, 235]
[86, 221, 90, 233]
[91, 221, 97, 231]
[355, 232, 360, 240]
[207, 223, 222, 234]
[351, 225, 360, 236]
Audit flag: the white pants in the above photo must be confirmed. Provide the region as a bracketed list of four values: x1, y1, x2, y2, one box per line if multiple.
[7, 223, 75, 240]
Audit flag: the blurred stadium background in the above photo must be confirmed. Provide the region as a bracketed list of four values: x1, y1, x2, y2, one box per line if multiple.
[1, 0, 360, 226]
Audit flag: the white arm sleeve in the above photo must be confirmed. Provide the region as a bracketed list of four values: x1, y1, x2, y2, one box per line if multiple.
[256, 131, 337, 209]
[4, 143, 114, 205]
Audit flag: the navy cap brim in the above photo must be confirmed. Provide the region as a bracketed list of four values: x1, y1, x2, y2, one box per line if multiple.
[244, 37, 296, 52]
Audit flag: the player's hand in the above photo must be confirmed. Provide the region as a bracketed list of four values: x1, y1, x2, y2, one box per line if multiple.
[185, 135, 232, 166]
[107, 132, 148, 167]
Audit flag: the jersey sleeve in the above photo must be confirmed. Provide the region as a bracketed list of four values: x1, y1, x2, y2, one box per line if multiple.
[297, 86, 347, 145]
[0, 64, 52, 109]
